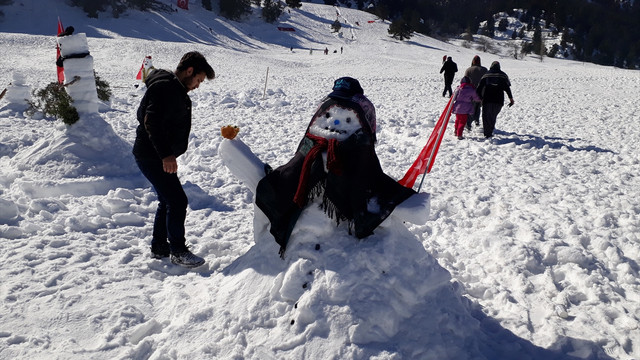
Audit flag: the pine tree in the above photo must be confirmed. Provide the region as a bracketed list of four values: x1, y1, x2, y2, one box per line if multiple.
[128, 0, 152, 10]
[331, 19, 342, 32]
[27, 83, 80, 126]
[483, 15, 495, 38]
[285, 0, 302, 8]
[532, 26, 545, 57]
[69, 0, 108, 18]
[220, 0, 251, 21]
[388, 17, 412, 41]
[262, 0, 282, 23]
[498, 18, 508, 32]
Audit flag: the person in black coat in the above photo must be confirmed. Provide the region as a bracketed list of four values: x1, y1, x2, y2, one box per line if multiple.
[133, 51, 215, 268]
[476, 61, 514, 138]
[439, 56, 458, 98]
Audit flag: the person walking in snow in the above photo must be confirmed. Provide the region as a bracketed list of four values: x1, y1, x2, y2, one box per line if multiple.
[439, 56, 458, 98]
[476, 61, 514, 139]
[133, 51, 215, 268]
[463, 55, 487, 129]
[452, 76, 481, 140]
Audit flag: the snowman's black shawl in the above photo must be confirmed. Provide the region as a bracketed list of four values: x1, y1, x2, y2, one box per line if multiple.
[255, 98, 416, 258]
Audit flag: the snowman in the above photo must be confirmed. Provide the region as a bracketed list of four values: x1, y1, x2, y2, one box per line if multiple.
[3, 72, 31, 108]
[136, 56, 156, 83]
[219, 77, 430, 257]
[56, 29, 99, 114]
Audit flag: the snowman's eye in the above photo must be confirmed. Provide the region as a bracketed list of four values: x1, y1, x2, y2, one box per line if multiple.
[325, 113, 331, 118]
[346, 117, 351, 123]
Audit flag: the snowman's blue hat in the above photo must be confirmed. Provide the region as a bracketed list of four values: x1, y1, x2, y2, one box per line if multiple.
[328, 77, 364, 100]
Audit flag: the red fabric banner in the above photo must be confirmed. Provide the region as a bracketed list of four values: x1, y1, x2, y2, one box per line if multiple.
[56, 17, 64, 84]
[399, 96, 454, 189]
[177, 0, 189, 10]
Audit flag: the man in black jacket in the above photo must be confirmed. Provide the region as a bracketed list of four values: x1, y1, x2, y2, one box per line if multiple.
[476, 61, 514, 138]
[439, 56, 458, 98]
[133, 51, 215, 268]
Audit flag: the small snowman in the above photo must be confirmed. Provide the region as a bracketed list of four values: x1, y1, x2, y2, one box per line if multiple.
[3, 72, 31, 108]
[220, 77, 430, 257]
[136, 56, 156, 83]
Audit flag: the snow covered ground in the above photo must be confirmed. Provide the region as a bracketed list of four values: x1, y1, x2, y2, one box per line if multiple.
[1, 1, 639, 359]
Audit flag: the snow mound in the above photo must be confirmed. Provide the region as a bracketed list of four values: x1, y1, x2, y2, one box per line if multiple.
[9, 114, 143, 197]
[211, 203, 478, 358]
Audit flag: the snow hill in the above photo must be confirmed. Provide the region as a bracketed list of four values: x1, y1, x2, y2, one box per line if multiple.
[1, 0, 639, 359]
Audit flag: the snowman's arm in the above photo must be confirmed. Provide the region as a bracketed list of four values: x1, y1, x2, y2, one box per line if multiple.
[219, 138, 268, 194]
[391, 192, 430, 225]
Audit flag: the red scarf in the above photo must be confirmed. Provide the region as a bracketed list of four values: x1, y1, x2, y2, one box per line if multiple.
[293, 133, 342, 207]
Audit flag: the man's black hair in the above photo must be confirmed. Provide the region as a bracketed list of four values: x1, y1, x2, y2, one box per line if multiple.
[176, 51, 215, 80]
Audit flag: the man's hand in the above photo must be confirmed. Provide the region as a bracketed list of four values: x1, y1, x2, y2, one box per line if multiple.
[508, 98, 515, 107]
[162, 155, 178, 174]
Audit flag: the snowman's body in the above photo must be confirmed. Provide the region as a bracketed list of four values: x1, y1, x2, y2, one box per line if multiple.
[221, 87, 429, 255]
[56, 33, 99, 114]
[219, 100, 430, 251]
[220, 137, 429, 226]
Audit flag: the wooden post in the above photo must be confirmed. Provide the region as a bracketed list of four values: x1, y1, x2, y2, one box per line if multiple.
[262, 67, 269, 100]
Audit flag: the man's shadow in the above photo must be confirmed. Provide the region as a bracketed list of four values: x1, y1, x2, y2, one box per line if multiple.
[490, 130, 615, 153]
[183, 181, 233, 212]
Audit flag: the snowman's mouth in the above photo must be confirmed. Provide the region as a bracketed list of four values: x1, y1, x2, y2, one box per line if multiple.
[325, 127, 347, 134]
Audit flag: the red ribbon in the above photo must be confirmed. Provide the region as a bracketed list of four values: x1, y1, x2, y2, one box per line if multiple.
[293, 134, 340, 207]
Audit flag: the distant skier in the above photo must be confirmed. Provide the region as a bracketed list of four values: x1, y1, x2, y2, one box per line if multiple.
[440, 56, 458, 98]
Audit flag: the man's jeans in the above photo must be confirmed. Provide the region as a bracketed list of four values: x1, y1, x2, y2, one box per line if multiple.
[135, 158, 188, 253]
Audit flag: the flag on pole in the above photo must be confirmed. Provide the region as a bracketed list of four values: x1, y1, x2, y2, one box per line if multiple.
[399, 96, 455, 189]
[177, 0, 189, 10]
[56, 17, 64, 84]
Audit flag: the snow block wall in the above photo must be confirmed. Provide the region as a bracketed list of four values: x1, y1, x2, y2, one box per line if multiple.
[56, 33, 99, 114]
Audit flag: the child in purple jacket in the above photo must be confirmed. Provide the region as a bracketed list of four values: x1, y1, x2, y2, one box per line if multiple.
[452, 76, 481, 140]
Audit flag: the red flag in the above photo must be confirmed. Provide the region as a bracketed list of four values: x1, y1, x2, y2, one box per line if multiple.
[399, 96, 454, 189]
[177, 0, 188, 10]
[56, 17, 64, 84]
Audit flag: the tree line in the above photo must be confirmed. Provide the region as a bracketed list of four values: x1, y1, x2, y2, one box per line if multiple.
[376, 0, 639, 69]
[52, 0, 640, 69]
